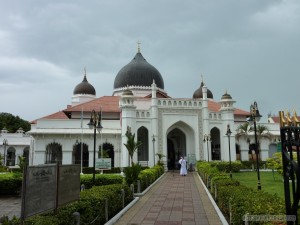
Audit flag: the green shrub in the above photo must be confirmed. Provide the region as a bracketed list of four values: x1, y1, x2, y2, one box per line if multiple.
[210, 161, 243, 173]
[25, 184, 133, 225]
[123, 163, 142, 186]
[80, 174, 123, 189]
[82, 167, 121, 174]
[218, 185, 285, 224]
[0, 173, 22, 195]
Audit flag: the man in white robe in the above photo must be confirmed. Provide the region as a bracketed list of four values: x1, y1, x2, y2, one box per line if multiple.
[179, 156, 187, 176]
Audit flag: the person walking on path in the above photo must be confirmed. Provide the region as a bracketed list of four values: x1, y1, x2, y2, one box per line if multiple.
[179, 156, 187, 176]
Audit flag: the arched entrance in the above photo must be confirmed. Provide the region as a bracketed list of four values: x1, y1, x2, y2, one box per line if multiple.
[167, 128, 186, 170]
[72, 143, 89, 167]
[211, 127, 221, 160]
[45, 142, 62, 164]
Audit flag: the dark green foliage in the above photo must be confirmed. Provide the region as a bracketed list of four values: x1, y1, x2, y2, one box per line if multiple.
[123, 163, 142, 186]
[0, 112, 31, 133]
[210, 161, 243, 173]
[218, 185, 285, 224]
[25, 184, 133, 225]
[124, 128, 142, 166]
[0, 173, 22, 195]
[80, 174, 123, 189]
[138, 165, 164, 192]
[197, 161, 286, 225]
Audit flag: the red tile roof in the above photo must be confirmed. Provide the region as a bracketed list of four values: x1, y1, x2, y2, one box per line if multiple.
[34, 96, 249, 122]
[64, 96, 120, 113]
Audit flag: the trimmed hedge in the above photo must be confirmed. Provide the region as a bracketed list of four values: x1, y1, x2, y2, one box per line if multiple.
[197, 161, 286, 225]
[0, 173, 22, 195]
[25, 183, 133, 225]
[138, 165, 164, 192]
[80, 174, 124, 189]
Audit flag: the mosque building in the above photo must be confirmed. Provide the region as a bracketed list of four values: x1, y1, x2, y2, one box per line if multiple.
[26, 47, 280, 170]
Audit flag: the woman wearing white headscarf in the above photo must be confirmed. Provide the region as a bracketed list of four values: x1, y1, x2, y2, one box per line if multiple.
[179, 156, 187, 176]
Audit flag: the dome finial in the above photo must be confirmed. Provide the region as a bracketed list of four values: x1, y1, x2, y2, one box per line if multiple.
[137, 41, 141, 53]
[201, 74, 205, 86]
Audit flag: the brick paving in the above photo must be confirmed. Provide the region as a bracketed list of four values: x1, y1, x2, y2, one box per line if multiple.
[114, 171, 223, 225]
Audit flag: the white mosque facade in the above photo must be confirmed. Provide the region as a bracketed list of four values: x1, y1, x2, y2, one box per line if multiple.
[6, 49, 281, 170]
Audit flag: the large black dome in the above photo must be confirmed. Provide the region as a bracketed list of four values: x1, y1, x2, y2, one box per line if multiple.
[73, 75, 96, 95]
[114, 52, 164, 89]
[193, 81, 213, 99]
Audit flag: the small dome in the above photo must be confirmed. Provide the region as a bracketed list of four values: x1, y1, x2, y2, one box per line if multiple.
[193, 81, 213, 99]
[114, 51, 164, 90]
[221, 91, 232, 100]
[73, 75, 96, 95]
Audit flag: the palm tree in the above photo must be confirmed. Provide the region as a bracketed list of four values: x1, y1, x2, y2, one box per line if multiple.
[236, 122, 253, 142]
[124, 128, 142, 166]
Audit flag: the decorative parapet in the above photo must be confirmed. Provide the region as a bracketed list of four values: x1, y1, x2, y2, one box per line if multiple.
[209, 113, 222, 120]
[157, 99, 202, 108]
[136, 110, 151, 118]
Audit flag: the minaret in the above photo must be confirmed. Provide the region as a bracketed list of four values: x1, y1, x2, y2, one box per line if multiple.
[119, 87, 137, 167]
[151, 80, 158, 166]
[220, 90, 236, 161]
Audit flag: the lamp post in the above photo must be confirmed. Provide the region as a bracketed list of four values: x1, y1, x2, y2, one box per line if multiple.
[87, 109, 103, 185]
[152, 135, 156, 166]
[247, 101, 262, 190]
[3, 139, 8, 166]
[203, 134, 211, 162]
[226, 125, 232, 179]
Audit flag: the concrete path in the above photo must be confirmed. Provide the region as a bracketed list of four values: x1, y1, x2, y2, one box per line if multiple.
[114, 171, 224, 225]
[0, 196, 21, 220]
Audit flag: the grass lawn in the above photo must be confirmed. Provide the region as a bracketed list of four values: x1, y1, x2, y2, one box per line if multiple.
[232, 171, 285, 199]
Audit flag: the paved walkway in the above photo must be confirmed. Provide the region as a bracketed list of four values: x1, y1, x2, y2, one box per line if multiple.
[114, 171, 224, 225]
[0, 196, 21, 219]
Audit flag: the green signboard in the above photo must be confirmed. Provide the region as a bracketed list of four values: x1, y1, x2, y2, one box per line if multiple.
[96, 158, 111, 170]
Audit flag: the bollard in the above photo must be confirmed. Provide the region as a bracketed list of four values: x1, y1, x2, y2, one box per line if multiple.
[229, 198, 232, 224]
[73, 212, 80, 225]
[105, 198, 108, 222]
[121, 189, 125, 208]
[214, 184, 217, 201]
[130, 183, 134, 194]
[137, 180, 141, 193]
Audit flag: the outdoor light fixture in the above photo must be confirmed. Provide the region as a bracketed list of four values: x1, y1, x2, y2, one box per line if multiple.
[225, 124, 232, 179]
[152, 135, 156, 166]
[203, 134, 211, 162]
[2, 139, 8, 166]
[87, 109, 103, 185]
[247, 101, 262, 190]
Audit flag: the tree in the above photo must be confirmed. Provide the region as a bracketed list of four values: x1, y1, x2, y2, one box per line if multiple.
[0, 112, 30, 133]
[236, 122, 253, 142]
[123, 126, 142, 166]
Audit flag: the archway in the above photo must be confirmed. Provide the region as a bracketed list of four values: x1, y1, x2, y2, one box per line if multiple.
[211, 127, 221, 160]
[137, 126, 149, 161]
[45, 142, 62, 164]
[167, 128, 186, 170]
[72, 143, 89, 167]
[6, 147, 16, 166]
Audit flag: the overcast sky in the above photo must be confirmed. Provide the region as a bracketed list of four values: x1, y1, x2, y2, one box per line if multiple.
[1, 0, 299, 122]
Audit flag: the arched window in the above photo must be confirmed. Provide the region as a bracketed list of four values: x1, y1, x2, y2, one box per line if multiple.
[45, 142, 62, 164]
[6, 147, 16, 166]
[137, 127, 149, 161]
[72, 143, 89, 167]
